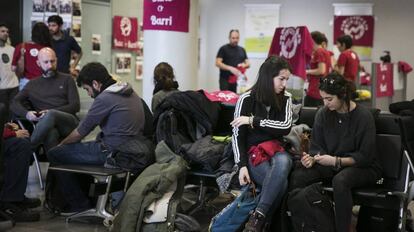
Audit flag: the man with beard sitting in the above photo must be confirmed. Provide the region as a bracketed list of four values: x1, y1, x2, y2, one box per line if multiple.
[11, 47, 80, 151]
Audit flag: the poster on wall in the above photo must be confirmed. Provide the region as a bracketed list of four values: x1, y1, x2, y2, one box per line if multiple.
[143, 0, 190, 32]
[115, 53, 132, 74]
[92, 34, 101, 55]
[32, 0, 45, 15]
[59, 0, 72, 14]
[72, 0, 81, 16]
[45, 0, 58, 19]
[333, 15, 374, 61]
[135, 57, 143, 80]
[72, 16, 82, 41]
[244, 4, 280, 58]
[113, 16, 139, 51]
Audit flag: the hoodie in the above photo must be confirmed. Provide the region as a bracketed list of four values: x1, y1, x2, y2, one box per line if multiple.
[77, 82, 145, 150]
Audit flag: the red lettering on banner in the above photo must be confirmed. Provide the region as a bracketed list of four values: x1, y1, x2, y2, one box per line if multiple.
[143, 0, 190, 32]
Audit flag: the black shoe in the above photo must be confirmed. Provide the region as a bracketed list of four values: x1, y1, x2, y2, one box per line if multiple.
[15, 197, 41, 209]
[1, 202, 40, 222]
[243, 210, 266, 232]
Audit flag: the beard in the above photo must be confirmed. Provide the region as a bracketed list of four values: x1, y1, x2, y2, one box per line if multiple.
[91, 88, 101, 98]
[42, 68, 57, 78]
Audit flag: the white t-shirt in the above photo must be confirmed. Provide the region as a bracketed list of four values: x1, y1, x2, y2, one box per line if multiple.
[0, 45, 19, 89]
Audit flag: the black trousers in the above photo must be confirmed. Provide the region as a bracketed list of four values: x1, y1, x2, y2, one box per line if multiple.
[219, 77, 237, 93]
[0, 87, 18, 121]
[0, 137, 32, 202]
[289, 164, 380, 232]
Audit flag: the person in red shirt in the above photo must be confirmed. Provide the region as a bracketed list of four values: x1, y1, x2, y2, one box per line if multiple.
[321, 34, 335, 71]
[304, 31, 331, 107]
[11, 22, 51, 90]
[334, 35, 360, 84]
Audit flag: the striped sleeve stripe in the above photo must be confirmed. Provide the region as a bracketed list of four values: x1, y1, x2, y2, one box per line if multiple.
[259, 96, 293, 129]
[232, 92, 250, 164]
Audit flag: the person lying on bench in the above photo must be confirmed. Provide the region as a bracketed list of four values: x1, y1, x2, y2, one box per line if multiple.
[47, 62, 154, 214]
[231, 55, 293, 232]
[289, 72, 382, 232]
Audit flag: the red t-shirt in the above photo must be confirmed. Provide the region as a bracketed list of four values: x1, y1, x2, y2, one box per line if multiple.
[12, 42, 45, 80]
[268, 26, 313, 79]
[337, 49, 360, 82]
[307, 48, 329, 99]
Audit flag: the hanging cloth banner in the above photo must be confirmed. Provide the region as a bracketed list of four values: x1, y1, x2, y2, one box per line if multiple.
[333, 15, 374, 47]
[268, 26, 314, 80]
[375, 63, 394, 97]
[113, 16, 139, 51]
[143, 0, 190, 33]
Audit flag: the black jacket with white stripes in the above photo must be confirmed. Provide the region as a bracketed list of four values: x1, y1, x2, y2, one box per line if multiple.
[232, 91, 293, 168]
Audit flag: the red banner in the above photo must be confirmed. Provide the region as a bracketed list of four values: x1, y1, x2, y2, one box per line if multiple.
[334, 15, 374, 47]
[113, 16, 139, 51]
[375, 63, 393, 97]
[143, 0, 190, 33]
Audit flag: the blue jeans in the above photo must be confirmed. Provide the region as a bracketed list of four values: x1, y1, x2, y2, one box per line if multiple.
[19, 77, 30, 90]
[47, 141, 110, 210]
[248, 152, 292, 216]
[31, 109, 78, 151]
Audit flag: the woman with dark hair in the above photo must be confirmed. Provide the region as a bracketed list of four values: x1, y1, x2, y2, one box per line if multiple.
[11, 22, 52, 90]
[231, 55, 293, 231]
[289, 72, 382, 232]
[151, 62, 179, 111]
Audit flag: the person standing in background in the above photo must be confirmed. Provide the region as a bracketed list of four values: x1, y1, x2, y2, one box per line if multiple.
[11, 22, 51, 90]
[48, 15, 82, 77]
[334, 34, 360, 84]
[304, 31, 331, 107]
[216, 29, 250, 93]
[0, 22, 19, 120]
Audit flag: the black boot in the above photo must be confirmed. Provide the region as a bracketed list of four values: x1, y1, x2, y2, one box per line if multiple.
[243, 210, 266, 232]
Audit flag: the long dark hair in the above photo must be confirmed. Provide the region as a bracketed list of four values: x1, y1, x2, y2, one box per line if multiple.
[319, 72, 356, 112]
[250, 55, 291, 111]
[31, 22, 51, 47]
[153, 62, 178, 95]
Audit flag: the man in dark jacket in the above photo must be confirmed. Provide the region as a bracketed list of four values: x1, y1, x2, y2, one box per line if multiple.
[47, 62, 153, 213]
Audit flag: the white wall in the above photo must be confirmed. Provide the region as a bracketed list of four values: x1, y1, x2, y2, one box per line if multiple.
[198, 0, 414, 101]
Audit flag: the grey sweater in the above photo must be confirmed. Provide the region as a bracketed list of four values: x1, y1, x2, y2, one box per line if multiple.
[11, 72, 80, 116]
[77, 82, 145, 150]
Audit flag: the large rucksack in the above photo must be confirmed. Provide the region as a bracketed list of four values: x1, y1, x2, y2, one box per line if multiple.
[287, 183, 335, 232]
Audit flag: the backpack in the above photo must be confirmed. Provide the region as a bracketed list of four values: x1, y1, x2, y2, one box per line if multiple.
[287, 183, 335, 232]
[44, 171, 93, 214]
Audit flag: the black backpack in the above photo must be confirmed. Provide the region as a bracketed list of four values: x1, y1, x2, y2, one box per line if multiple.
[287, 183, 335, 232]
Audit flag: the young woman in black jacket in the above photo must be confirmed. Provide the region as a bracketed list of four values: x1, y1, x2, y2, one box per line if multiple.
[231, 55, 293, 232]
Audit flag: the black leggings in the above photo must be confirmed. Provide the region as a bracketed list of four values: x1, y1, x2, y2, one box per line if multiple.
[289, 164, 380, 232]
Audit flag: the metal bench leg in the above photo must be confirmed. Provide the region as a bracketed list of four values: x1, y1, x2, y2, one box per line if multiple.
[66, 176, 114, 224]
[32, 152, 44, 190]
